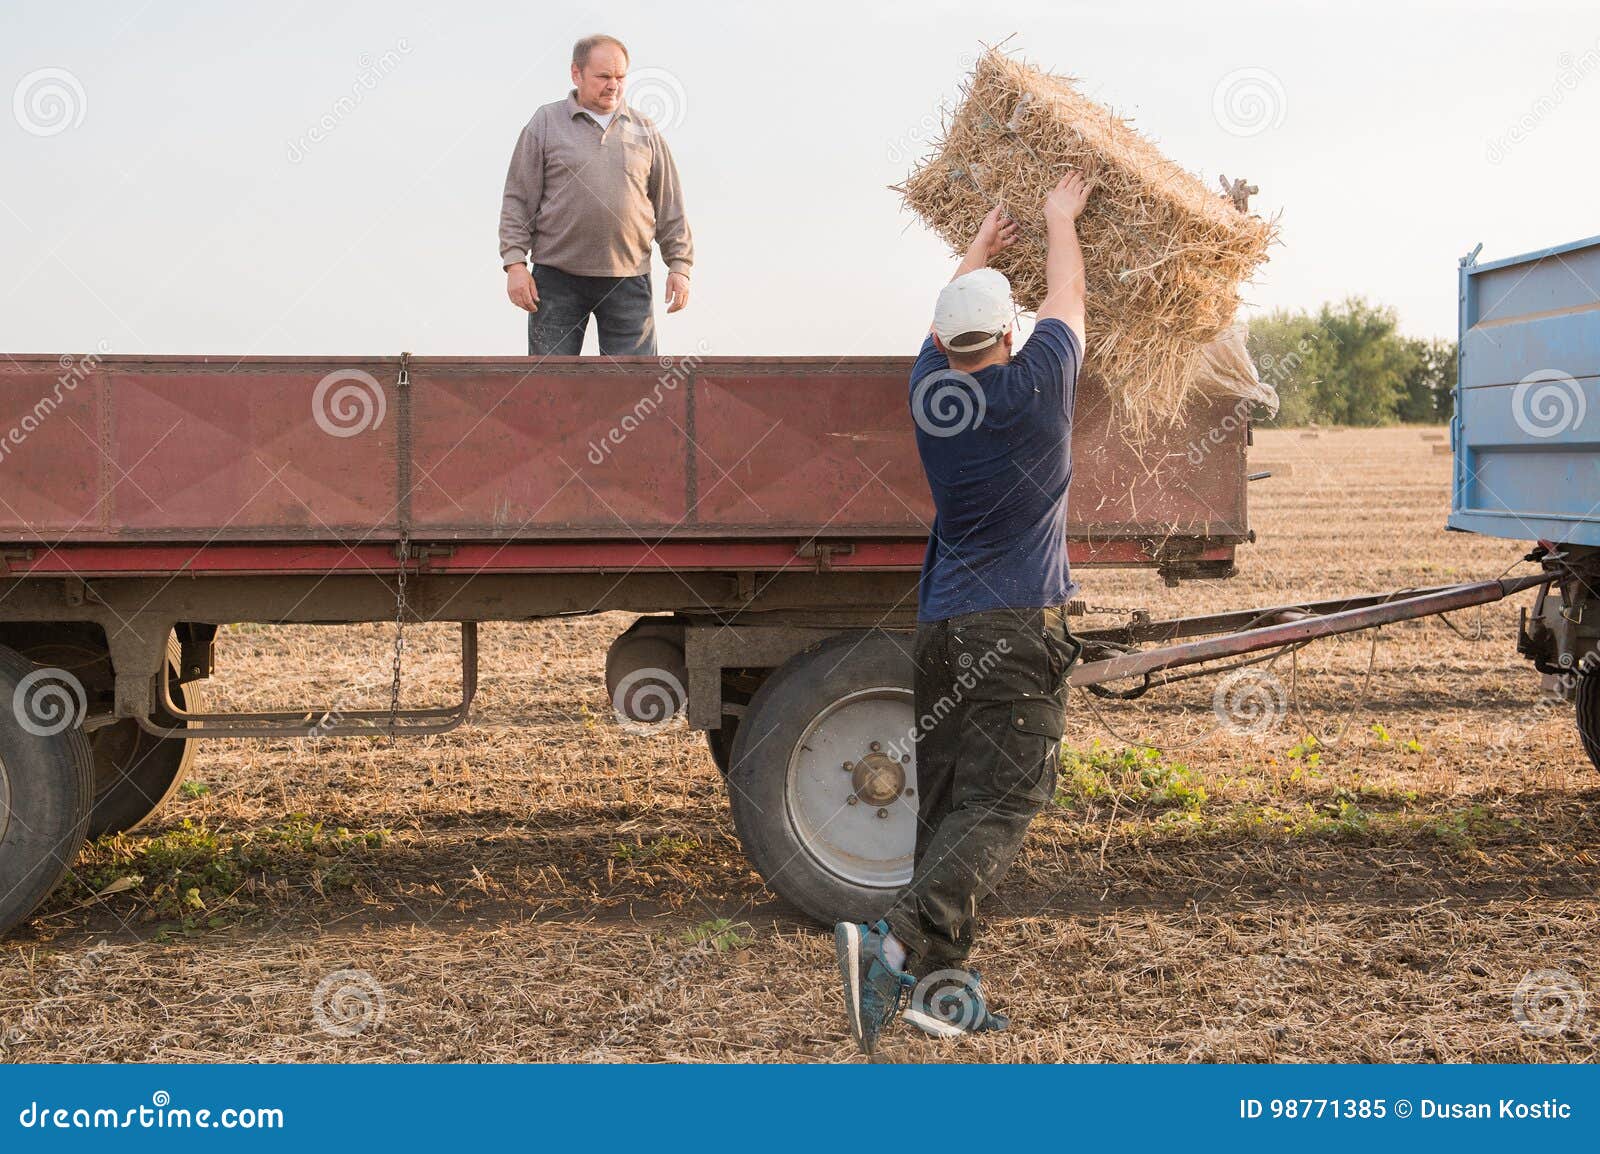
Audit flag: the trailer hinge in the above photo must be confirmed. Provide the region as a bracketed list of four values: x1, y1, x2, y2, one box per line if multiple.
[407, 543, 455, 572]
[0, 548, 33, 575]
[796, 541, 854, 571]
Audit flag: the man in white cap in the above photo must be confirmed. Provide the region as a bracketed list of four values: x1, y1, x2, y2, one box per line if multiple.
[835, 172, 1091, 1054]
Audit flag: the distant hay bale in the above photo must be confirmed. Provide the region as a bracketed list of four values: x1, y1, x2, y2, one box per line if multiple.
[898, 49, 1278, 434]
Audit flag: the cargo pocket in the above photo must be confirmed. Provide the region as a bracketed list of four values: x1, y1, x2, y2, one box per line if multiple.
[1043, 622, 1084, 695]
[991, 696, 1065, 807]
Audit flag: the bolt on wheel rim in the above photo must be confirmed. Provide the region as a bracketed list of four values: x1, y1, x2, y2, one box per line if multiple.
[784, 687, 917, 889]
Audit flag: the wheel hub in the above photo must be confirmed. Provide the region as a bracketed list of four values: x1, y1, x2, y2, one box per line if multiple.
[851, 752, 905, 806]
[784, 687, 918, 890]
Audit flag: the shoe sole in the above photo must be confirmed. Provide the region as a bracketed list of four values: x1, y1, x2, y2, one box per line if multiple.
[902, 1006, 966, 1038]
[833, 922, 866, 1052]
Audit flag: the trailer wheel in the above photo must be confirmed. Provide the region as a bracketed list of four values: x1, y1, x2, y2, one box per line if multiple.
[85, 636, 204, 838]
[0, 642, 96, 938]
[1578, 672, 1600, 774]
[706, 724, 738, 777]
[7, 628, 202, 838]
[727, 631, 916, 926]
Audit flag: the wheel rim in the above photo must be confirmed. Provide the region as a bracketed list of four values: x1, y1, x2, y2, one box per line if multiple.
[784, 686, 917, 889]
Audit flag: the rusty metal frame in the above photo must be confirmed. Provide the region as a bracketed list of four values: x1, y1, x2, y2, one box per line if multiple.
[1069, 573, 1557, 689]
[134, 622, 478, 739]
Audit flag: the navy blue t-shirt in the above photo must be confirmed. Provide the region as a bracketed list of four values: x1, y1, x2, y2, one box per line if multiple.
[909, 318, 1082, 623]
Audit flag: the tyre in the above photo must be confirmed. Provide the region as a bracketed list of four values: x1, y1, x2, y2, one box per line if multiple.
[9, 627, 201, 838]
[0, 642, 96, 938]
[706, 723, 738, 777]
[1578, 671, 1600, 774]
[727, 631, 917, 926]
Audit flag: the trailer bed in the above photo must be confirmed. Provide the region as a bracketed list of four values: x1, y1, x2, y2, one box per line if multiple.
[0, 354, 1248, 578]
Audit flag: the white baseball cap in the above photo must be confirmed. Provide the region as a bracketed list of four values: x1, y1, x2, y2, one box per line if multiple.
[933, 268, 1014, 353]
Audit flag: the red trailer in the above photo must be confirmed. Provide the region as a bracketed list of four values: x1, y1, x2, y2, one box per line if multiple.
[0, 350, 1256, 933]
[0, 348, 1572, 934]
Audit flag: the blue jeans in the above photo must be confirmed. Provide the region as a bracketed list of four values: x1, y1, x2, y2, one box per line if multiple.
[526, 265, 656, 356]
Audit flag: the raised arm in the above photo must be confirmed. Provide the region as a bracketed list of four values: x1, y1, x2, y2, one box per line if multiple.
[1037, 171, 1091, 349]
[926, 205, 1019, 335]
[950, 205, 1018, 283]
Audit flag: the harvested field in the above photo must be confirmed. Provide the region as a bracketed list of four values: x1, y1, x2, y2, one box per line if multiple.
[1, 427, 1595, 1063]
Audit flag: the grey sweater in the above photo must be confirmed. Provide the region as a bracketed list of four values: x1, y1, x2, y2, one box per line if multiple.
[498, 92, 694, 278]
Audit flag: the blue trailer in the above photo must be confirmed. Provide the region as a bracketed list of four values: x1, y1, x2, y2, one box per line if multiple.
[1064, 233, 1599, 773]
[1450, 233, 1600, 765]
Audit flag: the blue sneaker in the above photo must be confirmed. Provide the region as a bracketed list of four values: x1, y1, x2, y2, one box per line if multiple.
[834, 919, 915, 1055]
[902, 968, 1010, 1038]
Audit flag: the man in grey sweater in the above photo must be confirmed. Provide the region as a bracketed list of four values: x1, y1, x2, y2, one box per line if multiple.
[498, 34, 694, 356]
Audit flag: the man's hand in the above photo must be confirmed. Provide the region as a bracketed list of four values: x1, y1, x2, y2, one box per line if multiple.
[952, 205, 1019, 280]
[1038, 170, 1090, 345]
[506, 264, 539, 312]
[1044, 170, 1091, 230]
[665, 271, 691, 314]
[971, 205, 1019, 262]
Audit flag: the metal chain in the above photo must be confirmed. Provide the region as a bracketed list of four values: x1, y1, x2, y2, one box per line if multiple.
[387, 354, 412, 743]
[388, 537, 409, 742]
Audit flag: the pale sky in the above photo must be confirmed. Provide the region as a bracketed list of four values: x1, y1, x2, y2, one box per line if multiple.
[3, 0, 1598, 359]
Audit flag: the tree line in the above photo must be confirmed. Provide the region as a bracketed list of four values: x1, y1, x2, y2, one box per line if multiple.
[1245, 298, 1455, 426]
